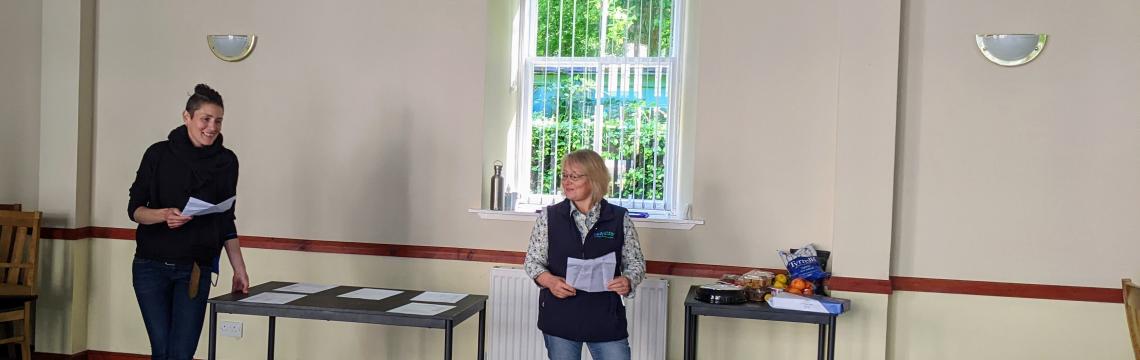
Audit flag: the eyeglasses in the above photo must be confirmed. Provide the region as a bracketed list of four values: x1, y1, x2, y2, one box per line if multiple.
[560, 172, 588, 182]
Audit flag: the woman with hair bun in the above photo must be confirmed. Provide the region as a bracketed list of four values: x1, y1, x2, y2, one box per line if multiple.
[127, 84, 249, 359]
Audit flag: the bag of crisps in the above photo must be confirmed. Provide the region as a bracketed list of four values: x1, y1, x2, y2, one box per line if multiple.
[778, 244, 829, 281]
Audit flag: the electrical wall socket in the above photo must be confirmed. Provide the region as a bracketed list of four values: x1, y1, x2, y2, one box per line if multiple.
[220, 320, 243, 338]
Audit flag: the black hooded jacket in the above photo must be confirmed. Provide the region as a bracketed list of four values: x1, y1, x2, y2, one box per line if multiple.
[127, 125, 238, 267]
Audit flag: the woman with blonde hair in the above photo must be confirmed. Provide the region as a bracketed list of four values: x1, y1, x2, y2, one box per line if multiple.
[523, 149, 646, 360]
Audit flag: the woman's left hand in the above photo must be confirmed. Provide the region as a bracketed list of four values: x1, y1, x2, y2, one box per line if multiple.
[232, 268, 250, 294]
[608, 276, 631, 296]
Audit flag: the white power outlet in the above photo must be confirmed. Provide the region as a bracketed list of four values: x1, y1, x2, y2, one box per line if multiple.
[220, 320, 243, 338]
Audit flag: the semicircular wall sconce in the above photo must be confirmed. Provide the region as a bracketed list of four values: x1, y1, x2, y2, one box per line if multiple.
[976, 34, 1047, 66]
[208, 34, 257, 62]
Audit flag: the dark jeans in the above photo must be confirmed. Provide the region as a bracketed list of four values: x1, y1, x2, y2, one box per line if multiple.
[132, 256, 211, 360]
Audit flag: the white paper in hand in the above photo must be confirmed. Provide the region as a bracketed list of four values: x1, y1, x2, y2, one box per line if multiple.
[181, 196, 236, 216]
[565, 252, 617, 293]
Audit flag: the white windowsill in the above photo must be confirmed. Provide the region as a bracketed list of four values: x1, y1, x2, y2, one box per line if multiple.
[467, 209, 704, 230]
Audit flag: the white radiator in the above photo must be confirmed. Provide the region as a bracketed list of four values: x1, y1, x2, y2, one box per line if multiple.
[488, 266, 668, 360]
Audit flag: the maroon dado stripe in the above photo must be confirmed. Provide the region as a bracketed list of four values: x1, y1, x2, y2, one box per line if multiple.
[43, 227, 1122, 303]
[890, 276, 1122, 303]
[41, 227, 90, 240]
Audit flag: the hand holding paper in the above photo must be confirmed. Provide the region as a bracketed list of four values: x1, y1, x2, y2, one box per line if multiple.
[565, 252, 617, 293]
[181, 196, 236, 217]
[156, 208, 192, 229]
[607, 276, 631, 296]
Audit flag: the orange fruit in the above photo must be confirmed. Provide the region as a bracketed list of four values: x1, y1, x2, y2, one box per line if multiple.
[803, 288, 814, 296]
[790, 278, 807, 290]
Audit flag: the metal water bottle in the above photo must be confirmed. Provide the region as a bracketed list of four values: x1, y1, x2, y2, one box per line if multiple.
[489, 161, 505, 211]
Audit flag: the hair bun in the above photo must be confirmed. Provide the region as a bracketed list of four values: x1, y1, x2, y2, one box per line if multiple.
[194, 83, 216, 96]
[189, 83, 224, 109]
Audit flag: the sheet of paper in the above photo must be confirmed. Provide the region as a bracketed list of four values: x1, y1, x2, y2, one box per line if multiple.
[181, 196, 236, 216]
[565, 251, 617, 293]
[274, 283, 337, 294]
[338, 288, 403, 301]
[387, 302, 455, 316]
[410, 292, 468, 303]
[239, 292, 305, 305]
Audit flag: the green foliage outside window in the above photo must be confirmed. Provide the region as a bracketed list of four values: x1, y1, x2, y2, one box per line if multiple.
[530, 0, 674, 202]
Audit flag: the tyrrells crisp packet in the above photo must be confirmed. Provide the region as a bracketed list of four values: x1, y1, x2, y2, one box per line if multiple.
[778, 244, 829, 281]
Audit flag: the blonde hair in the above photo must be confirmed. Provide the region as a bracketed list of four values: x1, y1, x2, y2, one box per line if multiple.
[562, 149, 611, 205]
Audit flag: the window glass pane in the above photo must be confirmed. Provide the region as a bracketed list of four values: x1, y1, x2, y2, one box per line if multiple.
[526, 0, 677, 210]
[600, 65, 668, 201]
[605, 0, 673, 57]
[536, 0, 602, 57]
[530, 67, 599, 195]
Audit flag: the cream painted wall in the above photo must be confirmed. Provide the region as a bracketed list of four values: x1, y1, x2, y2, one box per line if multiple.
[90, 0, 895, 275]
[888, 291, 1132, 359]
[888, 0, 1139, 357]
[831, 0, 901, 281]
[0, 0, 42, 208]
[894, 0, 1140, 287]
[36, 0, 95, 354]
[629, 0, 845, 271]
[481, 0, 520, 210]
[92, 0, 494, 247]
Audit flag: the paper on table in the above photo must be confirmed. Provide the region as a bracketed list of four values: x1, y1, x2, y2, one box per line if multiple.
[239, 292, 305, 305]
[410, 292, 468, 303]
[387, 302, 454, 316]
[338, 288, 403, 301]
[274, 283, 336, 294]
[565, 252, 617, 293]
[181, 196, 236, 217]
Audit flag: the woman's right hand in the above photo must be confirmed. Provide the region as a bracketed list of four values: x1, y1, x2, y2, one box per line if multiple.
[537, 272, 577, 298]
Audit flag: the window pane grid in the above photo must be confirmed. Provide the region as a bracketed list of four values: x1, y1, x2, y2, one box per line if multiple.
[524, 0, 675, 212]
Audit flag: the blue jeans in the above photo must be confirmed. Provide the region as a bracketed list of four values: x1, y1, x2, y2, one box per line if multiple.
[543, 334, 631, 360]
[132, 256, 211, 360]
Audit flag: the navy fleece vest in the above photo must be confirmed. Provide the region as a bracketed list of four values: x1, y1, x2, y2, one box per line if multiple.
[537, 199, 628, 342]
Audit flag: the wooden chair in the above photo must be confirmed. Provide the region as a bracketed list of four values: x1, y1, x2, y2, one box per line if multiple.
[1125, 279, 1140, 360]
[0, 210, 40, 359]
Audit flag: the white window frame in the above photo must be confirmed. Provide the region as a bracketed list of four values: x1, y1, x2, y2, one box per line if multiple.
[510, 0, 687, 217]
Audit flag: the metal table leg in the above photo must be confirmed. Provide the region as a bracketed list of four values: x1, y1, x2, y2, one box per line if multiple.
[827, 316, 837, 360]
[818, 323, 826, 360]
[477, 309, 486, 360]
[208, 304, 217, 360]
[268, 316, 276, 360]
[444, 320, 454, 360]
[684, 306, 698, 360]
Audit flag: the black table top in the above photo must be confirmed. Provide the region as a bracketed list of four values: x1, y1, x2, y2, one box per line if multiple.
[209, 281, 488, 328]
[683, 285, 837, 325]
